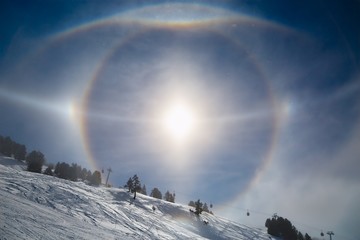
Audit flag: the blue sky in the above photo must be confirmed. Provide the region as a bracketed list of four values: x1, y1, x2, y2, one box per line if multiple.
[1, 0, 360, 239]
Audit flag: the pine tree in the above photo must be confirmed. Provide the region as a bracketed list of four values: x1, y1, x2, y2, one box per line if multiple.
[13, 143, 26, 160]
[69, 163, 78, 181]
[55, 162, 70, 179]
[195, 199, 203, 215]
[43, 165, 54, 176]
[80, 168, 88, 181]
[132, 174, 141, 192]
[0, 135, 27, 159]
[304, 233, 312, 240]
[86, 170, 92, 182]
[265, 215, 304, 240]
[26, 150, 45, 173]
[2, 136, 13, 157]
[124, 177, 133, 192]
[150, 188, 162, 199]
[91, 170, 101, 186]
[164, 191, 175, 203]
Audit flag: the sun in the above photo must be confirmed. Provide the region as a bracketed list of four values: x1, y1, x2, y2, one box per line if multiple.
[162, 102, 197, 142]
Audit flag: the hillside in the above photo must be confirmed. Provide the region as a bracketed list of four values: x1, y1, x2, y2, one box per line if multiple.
[0, 156, 272, 239]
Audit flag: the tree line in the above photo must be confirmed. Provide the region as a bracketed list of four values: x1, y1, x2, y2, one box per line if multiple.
[124, 174, 176, 203]
[188, 199, 213, 215]
[52, 162, 102, 186]
[3, 134, 209, 215]
[265, 214, 312, 240]
[0, 134, 102, 186]
[123, 174, 214, 218]
[0, 135, 27, 160]
[0, 135, 46, 173]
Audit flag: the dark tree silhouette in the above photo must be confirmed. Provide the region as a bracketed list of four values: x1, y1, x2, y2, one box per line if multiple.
[80, 168, 88, 181]
[13, 143, 26, 160]
[26, 150, 45, 173]
[1, 136, 13, 157]
[132, 174, 141, 192]
[54, 162, 71, 179]
[150, 188, 162, 199]
[69, 163, 81, 181]
[124, 177, 133, 192]
[86, 170, 92, 182]
[0, 135, 27, 159]
[164, 191, 175, 203]
[43, 165, 54, 176]
[188, 200, 196, 207]
[265, 215, 310, 240]
[91, 170, 102, 186]
[195, 199, 203, 215]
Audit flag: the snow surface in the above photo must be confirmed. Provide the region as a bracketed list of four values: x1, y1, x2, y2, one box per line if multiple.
[0, 157, 273, 239]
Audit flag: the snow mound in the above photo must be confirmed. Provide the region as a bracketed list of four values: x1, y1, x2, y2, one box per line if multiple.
[0, 160, 271, 239]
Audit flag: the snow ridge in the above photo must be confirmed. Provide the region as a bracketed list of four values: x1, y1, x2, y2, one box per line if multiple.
[0, 157, 271, 239]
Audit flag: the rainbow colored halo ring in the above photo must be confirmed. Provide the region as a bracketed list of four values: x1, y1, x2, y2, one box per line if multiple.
[39, 3, 303, 213]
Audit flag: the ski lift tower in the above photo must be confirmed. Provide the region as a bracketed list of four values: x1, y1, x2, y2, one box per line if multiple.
[105, 168, 112, 186]
[326, 231, 334, 240]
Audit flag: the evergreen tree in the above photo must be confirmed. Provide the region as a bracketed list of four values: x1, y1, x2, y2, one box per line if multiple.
[26, 150, 45, 173]
[69, 163, 79, 181]
[195, 199, 203, 215]
[164, 191, 175, 203]
[305, 233, 312, 240]
[188, 200, 196, 207]
[55, 162, 70, 179]
[13, 143, 26, 160]
[43, 165, 54, 176]
[80, 168, 88, 181]
[124, 177, 133, 192]
[132, 174, 141, 192]
[265, 215, 305, 240]
[52, 162, 89, 181]
[298, 232, 304, 240]
[86, 170, 92, 182]
[150, 188, 162, 199]
[2, 136, 13, 157]
[91, 170, 102, 186]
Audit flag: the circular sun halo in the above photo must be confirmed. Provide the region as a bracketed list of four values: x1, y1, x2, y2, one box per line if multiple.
[162, 103, 196, 142]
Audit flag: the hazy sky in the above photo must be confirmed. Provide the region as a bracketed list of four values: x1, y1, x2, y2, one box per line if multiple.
[1, 1, 359, 239]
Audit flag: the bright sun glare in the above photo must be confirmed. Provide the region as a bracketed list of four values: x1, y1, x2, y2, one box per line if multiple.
[162, 102, 197, 142]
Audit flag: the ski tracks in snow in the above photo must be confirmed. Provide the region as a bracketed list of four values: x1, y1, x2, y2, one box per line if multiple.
[1, 159, 271, 239]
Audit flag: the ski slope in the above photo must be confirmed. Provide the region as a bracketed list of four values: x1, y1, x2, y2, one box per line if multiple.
[0, 156, 272, 239]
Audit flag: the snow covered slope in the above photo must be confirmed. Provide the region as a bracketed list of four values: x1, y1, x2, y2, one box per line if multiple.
[0, 157, 272, 239]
